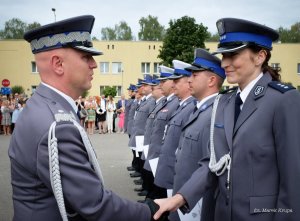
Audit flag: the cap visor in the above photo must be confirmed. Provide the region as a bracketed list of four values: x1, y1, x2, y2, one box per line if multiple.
[167, 74, 183, 80]
[157, 77, 170, 80]
[185, 65, 206, 72]
[142, 82, 156, 86]
[212, 44, 248, 55]
[74, 46, 103, 55]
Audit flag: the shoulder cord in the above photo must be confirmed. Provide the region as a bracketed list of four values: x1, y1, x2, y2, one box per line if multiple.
[208, 94, 231, 189]
[48, 114, 104, 221]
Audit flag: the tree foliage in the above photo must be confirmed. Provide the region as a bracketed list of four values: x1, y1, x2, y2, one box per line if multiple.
[278, 22, 300, 43]
[158, 16, 209, 66]
[138, 15, 165, 41]
[11, 85, 25, 94]
[206, 32, 220, 42]
[101, 21, 133, 40]
[0, 18, 41, 39]
[103, 86, 117, 97]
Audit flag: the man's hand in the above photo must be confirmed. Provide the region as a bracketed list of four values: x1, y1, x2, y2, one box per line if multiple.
[153, 194, 186, 220]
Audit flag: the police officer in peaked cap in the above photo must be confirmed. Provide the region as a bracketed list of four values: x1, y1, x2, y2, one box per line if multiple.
[8, 15, 165, 221]
[153, 18, 300, 221]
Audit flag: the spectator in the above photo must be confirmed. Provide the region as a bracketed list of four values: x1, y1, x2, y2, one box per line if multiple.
[1, 100, 12, 135]
[106, 95, 116, 134]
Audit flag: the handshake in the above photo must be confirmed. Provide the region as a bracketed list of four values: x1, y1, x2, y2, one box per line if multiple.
[144, 198, 169, 221]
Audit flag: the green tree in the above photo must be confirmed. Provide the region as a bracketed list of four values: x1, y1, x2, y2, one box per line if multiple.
[101, 27, 117, 40]
[158, 16, 209, 66]
[206, 32, 220, 42]
[11, 85, 25, 94]
[101, 21, 133, 40]
[278, 22, 300, 43]
[138, 15, 165, 41]
[103, 86, 117, 97]
[82, 90, 89, 98]
[0, 18, 41, 39]
[115, 21, 133, 40]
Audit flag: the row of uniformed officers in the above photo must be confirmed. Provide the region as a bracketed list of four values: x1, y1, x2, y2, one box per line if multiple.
[124, 18, 300, 221]
[8, 14, 300, 221]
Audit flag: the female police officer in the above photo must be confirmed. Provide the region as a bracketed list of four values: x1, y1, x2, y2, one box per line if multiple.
[153, 18, 300, 221]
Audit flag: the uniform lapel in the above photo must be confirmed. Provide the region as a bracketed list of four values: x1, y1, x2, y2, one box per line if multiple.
[182, 96, 214, 130]
[224, 94, 235, 149]
[233, 73, 271, 136]
[170, 97, 194, 120]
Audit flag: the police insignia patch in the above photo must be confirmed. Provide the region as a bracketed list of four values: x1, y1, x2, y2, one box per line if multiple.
[254, 86, 264, 96]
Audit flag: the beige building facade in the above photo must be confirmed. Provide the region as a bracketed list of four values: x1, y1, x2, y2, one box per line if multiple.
[0, 40, 300, 98]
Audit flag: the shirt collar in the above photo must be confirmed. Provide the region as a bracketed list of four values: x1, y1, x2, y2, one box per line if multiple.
[156, 96, 165, 104]
[180, 96, 192, 106]
[167, 93, 175, 101]
[145, 93, 152, 100]
[237, 73, 263, 104]
[42, 82, 77, 113]
[197, 93, 218, 109]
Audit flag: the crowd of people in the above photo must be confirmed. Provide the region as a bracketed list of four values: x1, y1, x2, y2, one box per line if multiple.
[0, 93, 27, 136]
[7, 14, 300, 221]
[75, 94, 126, 135]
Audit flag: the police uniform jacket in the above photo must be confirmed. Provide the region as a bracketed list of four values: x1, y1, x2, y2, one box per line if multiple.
[124, 98, 133, 133]
[178, 73, 300, 221]
[128, 96, 156, 148]
[144, 95, 179, 172]
[8, 84, 151, 221]
[144, 97, 166, 146]
[126, 99, 138, 136]
[154, 96, 195, 189]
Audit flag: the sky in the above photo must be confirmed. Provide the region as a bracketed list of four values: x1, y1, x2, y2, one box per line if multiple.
[0, 0, 299, 39]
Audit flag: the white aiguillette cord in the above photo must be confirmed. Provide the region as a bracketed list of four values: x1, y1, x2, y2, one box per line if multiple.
[48, 113, 104, 221]
[208, 94, 232, 196]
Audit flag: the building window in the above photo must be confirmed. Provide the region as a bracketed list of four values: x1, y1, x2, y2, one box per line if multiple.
[100, 62, 109, 73]
[153, 63, 160, 73]
[141, 62, 150, 74]
[271, 63, 280, 71]
[31, 61, 38, 73]
[112, 62, 122, 74]
[112, 45, 114, 50]
[153, 45, 156, 50]
[297, 63, 300, 74]
[115, 86, 122, 96]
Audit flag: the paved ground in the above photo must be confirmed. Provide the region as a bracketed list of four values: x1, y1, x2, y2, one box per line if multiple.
[0, 132, 144, 220]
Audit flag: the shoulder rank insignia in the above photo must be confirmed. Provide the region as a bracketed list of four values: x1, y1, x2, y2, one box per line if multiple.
[268, 81, 295, 93]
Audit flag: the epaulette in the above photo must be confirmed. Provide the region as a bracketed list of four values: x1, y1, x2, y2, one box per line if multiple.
[219, 86, 238, 94]
[268, 81, 295, 93]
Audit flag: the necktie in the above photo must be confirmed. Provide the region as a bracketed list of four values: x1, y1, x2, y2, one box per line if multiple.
[234, 93, 243, 125]
[76, 109, 81, 119]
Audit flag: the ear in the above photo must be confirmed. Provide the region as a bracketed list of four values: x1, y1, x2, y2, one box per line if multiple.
[255, 50, 267, 66]
[50, 55, 64, 76]
[207, 74, 216, 87]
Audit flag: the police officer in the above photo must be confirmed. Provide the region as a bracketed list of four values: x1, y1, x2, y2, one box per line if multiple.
[128, 75, 156, 178]
[8, 15, 162, 221]
[125, 84, 137, 172]
[154, 61, 195, 199]
[169, 51, 225, 221]
[154, 18, 300, 221]
[138, 75, 166, 196]
[143, 65, 180, 200]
